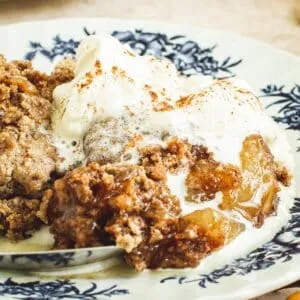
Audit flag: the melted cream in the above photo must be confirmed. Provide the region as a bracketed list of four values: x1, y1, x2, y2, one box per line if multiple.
[51, 34, 293, 174]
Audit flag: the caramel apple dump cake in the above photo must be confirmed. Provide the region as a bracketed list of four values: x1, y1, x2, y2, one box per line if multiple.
[0, 35, 294, 271]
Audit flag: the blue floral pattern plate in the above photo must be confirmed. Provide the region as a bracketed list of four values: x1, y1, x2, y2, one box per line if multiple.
[0, 18, 299, 300]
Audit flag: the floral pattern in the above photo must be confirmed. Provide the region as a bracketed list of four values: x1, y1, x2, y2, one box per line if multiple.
[112, 29, 242, 78]
[261, 84, 300, 130]
[25, 28, 95, 61]
[0, 251, 95, 268]
[0, 278, 129, 299]
[25, 28, 242, 79]
[261, 84, 300, 151]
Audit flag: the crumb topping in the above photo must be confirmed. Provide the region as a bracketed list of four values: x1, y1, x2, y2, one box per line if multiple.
[0, 56, 74, 239]
[39, 162, 244, 271]
[0, 197, 41, 240]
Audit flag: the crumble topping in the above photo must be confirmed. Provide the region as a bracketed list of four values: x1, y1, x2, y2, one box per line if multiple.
[0, 197, 41, 240]
[0, 56, 74, 239]
[39, 162, 245, 271]
[140, 138, 193, 178]
[0, 125, 57, 198]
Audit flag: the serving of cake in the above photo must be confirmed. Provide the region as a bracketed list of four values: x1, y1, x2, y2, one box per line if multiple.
[0, 34, 294, 271]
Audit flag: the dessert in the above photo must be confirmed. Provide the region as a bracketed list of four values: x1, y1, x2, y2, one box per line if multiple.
[0, 35, 295, 271]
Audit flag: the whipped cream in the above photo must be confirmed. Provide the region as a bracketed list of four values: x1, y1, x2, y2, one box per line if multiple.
[52, 35, 196, 141]
[51, 34, 293, 174]
[51, 34, 294, 199]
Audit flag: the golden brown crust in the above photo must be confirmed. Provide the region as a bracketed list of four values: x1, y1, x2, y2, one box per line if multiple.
[41, 161, 245, 271]
[40, 163, 181, 252]
[0, 56, 75, 240]
[0, 56, 74, 128]
[0, 197, 41, 240]
[140, 138, 193, 178]
[23, 57, 75, 101]
[0, 126, 58, 198]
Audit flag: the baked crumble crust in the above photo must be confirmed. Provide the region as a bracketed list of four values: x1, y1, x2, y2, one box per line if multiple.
[40, 162, 245, 271]
[0, 56, 74, 239]
[0, 197, 41, 240]
[39, 163, 181, 251]
[140, 138, 193, 178]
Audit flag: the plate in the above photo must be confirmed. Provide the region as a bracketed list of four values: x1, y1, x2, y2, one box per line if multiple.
[0, 18, 299, 300]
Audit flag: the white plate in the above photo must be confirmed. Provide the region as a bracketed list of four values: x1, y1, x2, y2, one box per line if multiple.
[0, 18, 299, 300]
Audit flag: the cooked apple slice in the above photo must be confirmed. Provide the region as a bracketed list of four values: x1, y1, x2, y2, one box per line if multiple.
[220, 134, 280, 226]
[179, 208, 245, 247]
[128, 208, 245, 270]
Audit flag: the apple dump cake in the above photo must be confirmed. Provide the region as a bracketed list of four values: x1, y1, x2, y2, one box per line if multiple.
[0, 35, 294, 271]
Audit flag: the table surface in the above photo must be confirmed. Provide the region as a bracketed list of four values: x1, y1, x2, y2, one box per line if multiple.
[0, 0, 299, 299]
[0, 0, 300, 56]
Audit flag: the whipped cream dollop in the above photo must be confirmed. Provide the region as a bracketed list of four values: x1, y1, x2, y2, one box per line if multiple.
[51, 34, 293, 174]
[52, 35, 204, 141]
